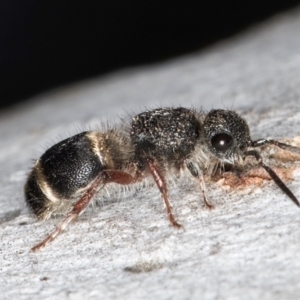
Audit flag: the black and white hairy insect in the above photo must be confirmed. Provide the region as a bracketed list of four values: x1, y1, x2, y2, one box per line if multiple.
[25, 107, 300, 251]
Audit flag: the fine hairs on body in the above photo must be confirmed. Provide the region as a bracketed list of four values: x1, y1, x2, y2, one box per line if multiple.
[24, 107, 300, 252]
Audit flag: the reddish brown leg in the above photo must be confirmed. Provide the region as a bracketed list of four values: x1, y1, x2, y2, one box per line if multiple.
[31, 170, 139, 252]
[104, 170, 141, 185]
[146, 160, 182, 228]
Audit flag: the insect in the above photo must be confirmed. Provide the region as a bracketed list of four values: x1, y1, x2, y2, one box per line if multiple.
[25, 107, 300, 251]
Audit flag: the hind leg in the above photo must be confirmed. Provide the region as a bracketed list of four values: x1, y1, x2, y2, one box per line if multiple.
[31, 170, 139, 252]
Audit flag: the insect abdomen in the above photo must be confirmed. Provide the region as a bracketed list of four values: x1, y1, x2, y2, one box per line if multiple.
[25, 132, 106, 219]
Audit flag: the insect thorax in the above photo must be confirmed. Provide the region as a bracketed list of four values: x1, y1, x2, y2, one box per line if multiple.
[131, 107, 201, 162]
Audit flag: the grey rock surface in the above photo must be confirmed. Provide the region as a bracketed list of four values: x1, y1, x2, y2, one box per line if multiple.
[1, 7, 300, 300]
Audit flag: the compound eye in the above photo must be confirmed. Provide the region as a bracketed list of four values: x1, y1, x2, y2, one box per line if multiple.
[211, 133, 233, 152]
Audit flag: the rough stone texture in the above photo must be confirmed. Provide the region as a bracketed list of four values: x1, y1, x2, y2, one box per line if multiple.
[1, 7, 300, 300]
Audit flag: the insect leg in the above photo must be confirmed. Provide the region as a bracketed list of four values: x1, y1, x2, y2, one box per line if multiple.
[146, 159, 182, 228]
[186, 162, 214, 209]
[31, 170, 139, 252]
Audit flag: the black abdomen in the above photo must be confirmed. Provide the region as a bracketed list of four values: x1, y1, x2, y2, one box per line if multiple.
[40, 132, 103, 198]
[25, 132, 104, 219]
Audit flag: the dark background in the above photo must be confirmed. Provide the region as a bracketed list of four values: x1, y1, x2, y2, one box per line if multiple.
[1, 1, 299, 110]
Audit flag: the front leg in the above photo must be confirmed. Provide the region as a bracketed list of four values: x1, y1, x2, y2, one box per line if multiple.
[186, 162, 214, 209]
